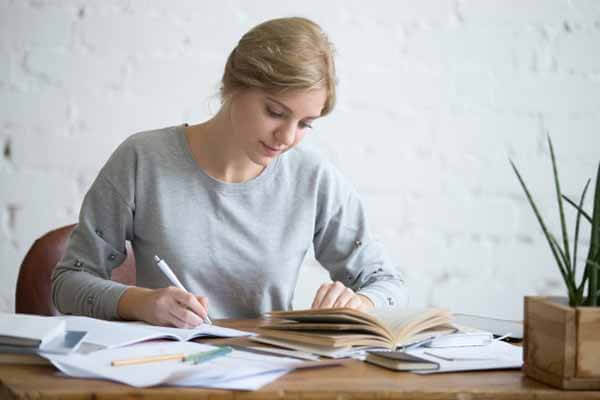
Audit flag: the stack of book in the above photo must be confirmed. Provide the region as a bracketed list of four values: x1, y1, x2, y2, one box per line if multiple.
[253, 307, 455, 358]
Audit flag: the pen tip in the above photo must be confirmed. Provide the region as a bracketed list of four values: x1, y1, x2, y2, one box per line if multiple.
[153, 255, 160, 262]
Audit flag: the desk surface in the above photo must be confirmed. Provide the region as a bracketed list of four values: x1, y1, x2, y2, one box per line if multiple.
[1, 319, 599, 400]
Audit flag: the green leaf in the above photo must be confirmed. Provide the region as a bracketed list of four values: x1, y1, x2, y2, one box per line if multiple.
[562, 195, 593, 223]
[590, 164, 600, 256]
[573, 179, 591, 279]
[576, 267, 590, 294]
[510, 160, 572, 286]
[549, 233, 576, 294]
[588, 163, 600, 304]
[587, 259, 600, 271]
[548, 136, 573, 282]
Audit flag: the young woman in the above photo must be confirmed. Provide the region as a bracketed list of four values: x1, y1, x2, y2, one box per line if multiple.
[51, 17, 407, 328]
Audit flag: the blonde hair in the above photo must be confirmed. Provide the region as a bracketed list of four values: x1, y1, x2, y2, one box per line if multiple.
[221, 17, 337, 116]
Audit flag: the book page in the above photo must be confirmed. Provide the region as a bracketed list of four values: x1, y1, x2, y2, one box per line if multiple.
[266, 307, 452, 347]
[60, 317, 178, 348]
[139, 323, 253, 341]
[366, 307, 452, 343]
[60, 316, 252, 348]
[268, 309, 378, 326]
[366, 307, 433, 332]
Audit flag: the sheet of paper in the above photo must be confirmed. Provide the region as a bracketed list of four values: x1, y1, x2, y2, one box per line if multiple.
[425, 331, 493, 348]
[38, 330, 88, 354]
[174, 369, 290, 391]
[59, 316, 252, 348]
[231, 345, 320, 361]
[130, 322, 255, 341]
[44, 341, 310, 389]
[54, 360, 290, 391]
[0, 313, 66, 347]
[47, 342, 225, 387]
[407, 340, 523, 374]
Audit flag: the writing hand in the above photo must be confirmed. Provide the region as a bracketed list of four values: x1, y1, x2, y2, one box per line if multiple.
[118, 286, 209, 328]
[310, 281, 374, 311]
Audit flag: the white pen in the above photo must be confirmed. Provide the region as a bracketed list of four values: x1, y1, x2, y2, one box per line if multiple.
[153, 255, 212, 325]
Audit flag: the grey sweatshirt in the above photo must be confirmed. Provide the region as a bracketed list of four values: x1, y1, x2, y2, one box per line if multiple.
[51, 125, 408, 319]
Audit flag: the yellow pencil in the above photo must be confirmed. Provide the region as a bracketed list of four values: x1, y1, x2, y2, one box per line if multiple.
[111, 353, 185, 367]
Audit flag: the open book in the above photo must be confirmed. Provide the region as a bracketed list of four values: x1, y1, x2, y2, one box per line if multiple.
[257, 307, 454, 352]
[60, 316, 253, 349]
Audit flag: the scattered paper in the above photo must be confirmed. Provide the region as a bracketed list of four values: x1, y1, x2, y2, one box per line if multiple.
[407, 340, 523, 374]
[45, 341, 322, 389]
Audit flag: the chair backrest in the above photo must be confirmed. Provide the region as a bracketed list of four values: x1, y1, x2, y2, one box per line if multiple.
[15, 224, 136, 316]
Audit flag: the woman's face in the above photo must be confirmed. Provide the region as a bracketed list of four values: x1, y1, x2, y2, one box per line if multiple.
[228, 87, 327, 167]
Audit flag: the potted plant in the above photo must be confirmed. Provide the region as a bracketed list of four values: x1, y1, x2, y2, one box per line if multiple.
[511, 136, 600, 390]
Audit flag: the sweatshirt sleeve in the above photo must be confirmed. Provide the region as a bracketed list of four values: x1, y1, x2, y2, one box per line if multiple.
[312, 169, 409, 309]
[51, 139, 136, 320]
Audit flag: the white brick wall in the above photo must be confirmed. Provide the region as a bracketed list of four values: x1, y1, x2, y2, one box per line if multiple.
[1, 0, 599, 320]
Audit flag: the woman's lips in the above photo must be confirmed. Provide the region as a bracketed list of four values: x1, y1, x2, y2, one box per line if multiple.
[261, 141, 283, 156]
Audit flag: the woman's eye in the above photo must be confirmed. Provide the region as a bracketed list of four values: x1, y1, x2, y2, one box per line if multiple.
[266, 107, 284, 118]
[299, 121, 313, 130]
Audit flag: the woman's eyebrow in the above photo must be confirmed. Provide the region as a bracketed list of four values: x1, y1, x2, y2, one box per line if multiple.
[266, 96, 320, 120]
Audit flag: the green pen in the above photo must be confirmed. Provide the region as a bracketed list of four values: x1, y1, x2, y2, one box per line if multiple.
[183, 346, 233, 365]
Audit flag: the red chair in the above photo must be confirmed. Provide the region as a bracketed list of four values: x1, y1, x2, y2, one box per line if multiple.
[15, 224, 135, 315]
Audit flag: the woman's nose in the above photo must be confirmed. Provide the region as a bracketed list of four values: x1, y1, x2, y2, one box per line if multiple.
[275, 123, 296, 146]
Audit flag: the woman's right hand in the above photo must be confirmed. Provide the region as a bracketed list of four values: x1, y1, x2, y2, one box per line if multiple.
[117, 286, 209, 328]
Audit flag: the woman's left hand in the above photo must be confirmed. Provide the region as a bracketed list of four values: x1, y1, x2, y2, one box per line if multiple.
[311, 281, 375, 311]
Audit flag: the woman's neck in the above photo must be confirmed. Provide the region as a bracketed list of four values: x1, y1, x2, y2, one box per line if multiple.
[185, 108, 265, 183]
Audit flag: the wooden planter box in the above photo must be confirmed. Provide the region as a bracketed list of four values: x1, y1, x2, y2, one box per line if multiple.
[524, 296, 600, 390]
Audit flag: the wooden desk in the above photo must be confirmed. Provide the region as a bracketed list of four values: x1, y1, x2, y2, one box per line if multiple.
[1, 319, 599, 400]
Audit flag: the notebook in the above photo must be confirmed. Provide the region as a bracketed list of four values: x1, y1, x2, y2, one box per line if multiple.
[0, 313, 66, 348]
[59, 316, 253, 348]
[365, 350, 440, 371]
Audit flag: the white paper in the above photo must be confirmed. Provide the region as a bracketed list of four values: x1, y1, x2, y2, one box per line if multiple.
[0, 313, 66, 347]
[130, 322, 253, 341]
[407, 340, 523, 374]
[179, 369, 290, 391]
[233, 346, 320, 361]
[45, 341, 308, 389]
[425, 331, 493, 348]
[59, 316, 252, 348]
